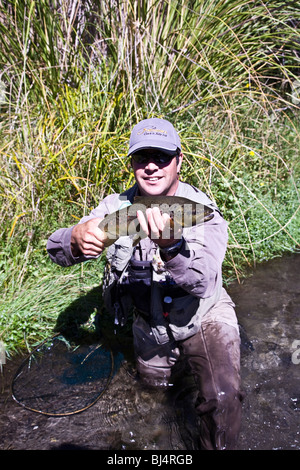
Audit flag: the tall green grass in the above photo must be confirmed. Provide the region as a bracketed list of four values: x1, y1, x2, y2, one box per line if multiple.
[0, 0, 299, 354]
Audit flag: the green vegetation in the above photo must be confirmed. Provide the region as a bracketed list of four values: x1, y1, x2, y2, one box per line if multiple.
[0, 0, 299, 355]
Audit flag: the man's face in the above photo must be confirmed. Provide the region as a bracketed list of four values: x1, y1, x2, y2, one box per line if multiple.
[131, 150, 183, 196]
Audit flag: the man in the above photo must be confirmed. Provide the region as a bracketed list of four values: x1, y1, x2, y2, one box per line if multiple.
[47, 118, 243, 450]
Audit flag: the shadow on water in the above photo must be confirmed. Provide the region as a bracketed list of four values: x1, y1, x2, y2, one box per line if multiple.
[54, 284, 134, 362]
[1, 253, 299, 450]
[54, 284, 104, 343]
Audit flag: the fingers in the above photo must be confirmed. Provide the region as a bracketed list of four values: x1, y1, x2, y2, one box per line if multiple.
[149, 207, 169, 234]
[137, 207, 166, 239]
[71, 218, 106, 257]
[136, 207, 181, 247]
[136, 209, 149, 236]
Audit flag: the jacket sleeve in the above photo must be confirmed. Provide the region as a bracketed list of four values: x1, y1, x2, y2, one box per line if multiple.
[164, 210, 228, 299]
[46, 195, 117, 267]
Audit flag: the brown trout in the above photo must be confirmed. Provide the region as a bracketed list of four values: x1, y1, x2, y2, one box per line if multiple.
[99, 195, 214, 247]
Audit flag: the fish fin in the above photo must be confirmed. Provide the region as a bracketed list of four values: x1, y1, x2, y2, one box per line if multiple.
[130, 223, 147, 246]
[132, 235, 141, 247]
[204, 213, 214, 222]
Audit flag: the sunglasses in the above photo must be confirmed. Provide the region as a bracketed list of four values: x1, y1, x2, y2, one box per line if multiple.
[131, 150, 178, 165]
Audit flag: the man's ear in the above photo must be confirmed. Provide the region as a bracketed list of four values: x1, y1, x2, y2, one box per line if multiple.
[177, 152, 183, 174]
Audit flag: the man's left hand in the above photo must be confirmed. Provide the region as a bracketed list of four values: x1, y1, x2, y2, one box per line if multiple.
[136, 206, 182, 248]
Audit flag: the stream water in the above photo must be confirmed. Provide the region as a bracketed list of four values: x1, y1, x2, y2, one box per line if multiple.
[0, 253, 299, 450]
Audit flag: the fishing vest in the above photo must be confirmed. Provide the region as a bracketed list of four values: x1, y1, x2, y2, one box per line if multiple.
[102, 182, 223, 344]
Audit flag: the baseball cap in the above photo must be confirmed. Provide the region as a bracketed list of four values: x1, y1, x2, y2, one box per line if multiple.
[128, 118, 181, 156]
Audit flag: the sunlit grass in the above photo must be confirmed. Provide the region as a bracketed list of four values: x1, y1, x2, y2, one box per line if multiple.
[0, 0, 299, 354]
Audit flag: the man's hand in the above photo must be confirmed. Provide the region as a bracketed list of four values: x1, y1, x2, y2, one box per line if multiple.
[71, 218, 107, 257]
[136, 206, 182, 248]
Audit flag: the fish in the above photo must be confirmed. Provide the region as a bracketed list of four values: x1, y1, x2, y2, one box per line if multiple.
[98, 195, 214, 247]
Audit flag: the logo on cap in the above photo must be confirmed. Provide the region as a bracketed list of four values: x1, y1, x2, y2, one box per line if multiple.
[137, 126, 168, 137]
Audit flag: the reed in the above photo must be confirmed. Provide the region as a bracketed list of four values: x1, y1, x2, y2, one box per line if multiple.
[0, 0, 299, 353]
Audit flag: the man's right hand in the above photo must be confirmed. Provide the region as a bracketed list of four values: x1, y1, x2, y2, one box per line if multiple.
[70, 218, 107, 257]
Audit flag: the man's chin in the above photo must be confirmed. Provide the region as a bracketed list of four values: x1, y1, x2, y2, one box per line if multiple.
[140, 182, 165, 196]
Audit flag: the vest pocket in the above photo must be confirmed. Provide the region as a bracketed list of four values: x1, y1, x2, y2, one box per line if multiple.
[126, 259, 152, 315]
[167, 294, 199, 327]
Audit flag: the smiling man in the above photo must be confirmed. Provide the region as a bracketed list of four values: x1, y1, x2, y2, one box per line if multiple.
[47, 118, 243, 450]
[132, 147, 181, 195]
[129, 121, 182, 197]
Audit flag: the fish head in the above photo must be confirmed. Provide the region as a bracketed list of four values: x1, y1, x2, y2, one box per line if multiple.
[133, 195, 214, 227]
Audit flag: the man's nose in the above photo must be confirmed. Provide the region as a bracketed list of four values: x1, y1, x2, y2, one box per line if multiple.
[144, 158, 159, 170]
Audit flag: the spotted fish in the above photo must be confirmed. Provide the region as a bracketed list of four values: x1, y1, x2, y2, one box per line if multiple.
[98, 195, 214, 246]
